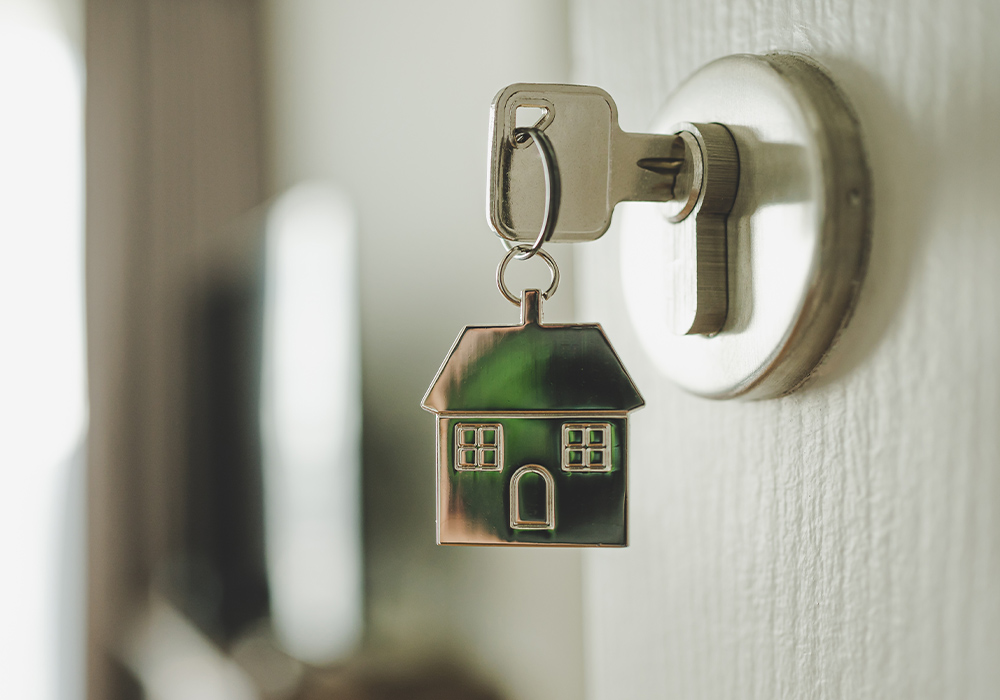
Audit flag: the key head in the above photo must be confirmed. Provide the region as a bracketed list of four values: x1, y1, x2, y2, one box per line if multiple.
[489, 83, 620, 243]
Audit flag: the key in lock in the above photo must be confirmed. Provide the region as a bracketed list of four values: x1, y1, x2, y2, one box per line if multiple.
[488, 83, 739, 335]
[489, 83, 690, 242]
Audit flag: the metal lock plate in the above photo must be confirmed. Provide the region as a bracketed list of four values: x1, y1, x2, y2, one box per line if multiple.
[489, 84, 684, 243]
[619, 53, 871, 399]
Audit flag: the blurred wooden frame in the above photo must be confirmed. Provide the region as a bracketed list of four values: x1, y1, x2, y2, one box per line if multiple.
[85, 1, 266, 697]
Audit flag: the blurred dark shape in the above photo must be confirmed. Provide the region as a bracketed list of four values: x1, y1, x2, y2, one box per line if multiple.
[106, 658, 144, 700]
[178, 248, 270, 643]
[229, 624, 507, 700]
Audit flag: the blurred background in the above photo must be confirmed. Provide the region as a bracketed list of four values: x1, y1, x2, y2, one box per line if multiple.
[7, 0, 1000, 699]
[1, 1, 582, 699]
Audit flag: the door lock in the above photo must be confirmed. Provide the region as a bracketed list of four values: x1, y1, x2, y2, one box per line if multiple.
[487, 53, 871, 399]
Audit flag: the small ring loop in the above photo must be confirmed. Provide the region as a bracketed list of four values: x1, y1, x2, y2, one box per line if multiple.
[503, 126, 561, 261]
[496, 245, 560, 306]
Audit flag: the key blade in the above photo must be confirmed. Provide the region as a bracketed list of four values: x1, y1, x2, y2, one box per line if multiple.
[611, 132, 687, 203]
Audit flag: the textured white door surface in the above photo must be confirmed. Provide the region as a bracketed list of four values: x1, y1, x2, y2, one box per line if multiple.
[571, 1, 1000, 698]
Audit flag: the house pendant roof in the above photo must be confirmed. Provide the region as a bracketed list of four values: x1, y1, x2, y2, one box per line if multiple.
[422, 290, 644, 414]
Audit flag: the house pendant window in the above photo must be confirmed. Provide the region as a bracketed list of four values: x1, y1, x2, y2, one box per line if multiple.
[454, 423, 503, 471]
[562, 423, 611, 472]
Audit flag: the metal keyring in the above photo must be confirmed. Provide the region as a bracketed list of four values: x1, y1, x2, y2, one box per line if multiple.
[496, 245, 560, 306]
[499, 126, 561, 261]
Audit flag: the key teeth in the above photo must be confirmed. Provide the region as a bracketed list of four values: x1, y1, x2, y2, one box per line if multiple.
[636, 156, 686, 175]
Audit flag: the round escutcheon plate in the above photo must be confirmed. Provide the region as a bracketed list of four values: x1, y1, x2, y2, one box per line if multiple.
[620, 53, 871, 399]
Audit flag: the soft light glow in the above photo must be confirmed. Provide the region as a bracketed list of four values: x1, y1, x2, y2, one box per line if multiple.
[260, 183, 363, 664]
[124, 597, 259, 700]
[0, 11, 86, 700]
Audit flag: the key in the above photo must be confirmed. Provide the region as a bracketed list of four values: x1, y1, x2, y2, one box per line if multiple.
[488, 83, 738, 335]
[488, 83, 686, 243]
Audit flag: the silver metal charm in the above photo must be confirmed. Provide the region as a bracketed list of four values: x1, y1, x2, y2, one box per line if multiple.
[422, 288, 644, 546]
[426, 124, 643, 546]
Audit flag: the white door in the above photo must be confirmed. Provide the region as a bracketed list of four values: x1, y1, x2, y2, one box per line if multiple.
[572, 1, 1000, 698]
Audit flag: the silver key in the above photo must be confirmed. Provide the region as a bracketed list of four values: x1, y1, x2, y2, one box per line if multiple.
[488, 83, 686, 243]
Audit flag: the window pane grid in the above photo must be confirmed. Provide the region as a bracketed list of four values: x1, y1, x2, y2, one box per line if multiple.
[562, 423, 611, 472]
[454, 423, 503, 471]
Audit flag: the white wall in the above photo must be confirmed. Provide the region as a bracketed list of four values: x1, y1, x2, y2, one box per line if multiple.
[573, 0, 1000, 698]
[0, 2, 85, 699]
[263, 3, 583, 700]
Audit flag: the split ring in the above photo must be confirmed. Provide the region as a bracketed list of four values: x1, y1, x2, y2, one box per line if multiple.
[496, 245, 560, 306]
[498, 126, 561, 261]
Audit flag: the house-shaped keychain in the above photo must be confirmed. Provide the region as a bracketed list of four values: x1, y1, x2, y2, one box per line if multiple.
[422, 289, 644, 546]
